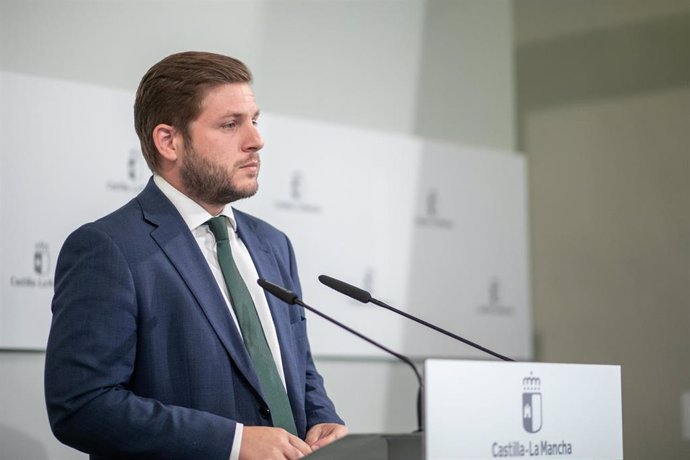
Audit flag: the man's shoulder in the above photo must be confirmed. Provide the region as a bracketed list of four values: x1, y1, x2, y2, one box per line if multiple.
[82, 179, 173, 235]
[63, 197, 146, 249]
[69, 181, 167, 245]
[233, 207, 286, 239]
[89, 195, 146, 233]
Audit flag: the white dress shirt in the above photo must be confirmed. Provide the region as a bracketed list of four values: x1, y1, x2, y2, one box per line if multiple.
[153, 175, 287, 460]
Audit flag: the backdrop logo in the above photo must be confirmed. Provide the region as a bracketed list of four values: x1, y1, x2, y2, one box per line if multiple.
[128, 148, 146, 182]
[107, 148, 148, 193]
[522, 372, 543, 433]
[275, 170, 322, 214]
[478, 277, 515, 316]
[33, 242, 51, 276]
[9, 242, 54, 288]
[290, 171, 303, 201]
[426, 189, 439, 217]
[415, 188, 454, 229]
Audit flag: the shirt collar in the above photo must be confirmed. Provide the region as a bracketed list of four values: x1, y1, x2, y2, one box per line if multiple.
[153, 175, 238, 232]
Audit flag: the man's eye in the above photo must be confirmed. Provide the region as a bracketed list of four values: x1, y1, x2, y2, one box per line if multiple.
[223, 122, 236, 129]
[252, 119, 259, 126]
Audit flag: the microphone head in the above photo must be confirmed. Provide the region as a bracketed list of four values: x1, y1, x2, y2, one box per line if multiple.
[318, 275, 371, 303]
[257, 278, 299, 305]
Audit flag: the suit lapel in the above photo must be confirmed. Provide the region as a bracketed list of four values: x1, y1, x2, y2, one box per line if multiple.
[136, 180, 264, 397]
[234, 211, 300, 397]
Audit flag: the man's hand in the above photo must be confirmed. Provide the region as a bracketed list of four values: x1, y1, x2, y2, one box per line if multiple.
[239, 426, 313, 460]
[305, 423, 349, 451]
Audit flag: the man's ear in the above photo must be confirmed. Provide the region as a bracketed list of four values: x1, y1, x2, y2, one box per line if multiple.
[152, 124, 183, 162]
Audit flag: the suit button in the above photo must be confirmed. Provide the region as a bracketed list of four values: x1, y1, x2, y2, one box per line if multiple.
[259, 406, 271, 420]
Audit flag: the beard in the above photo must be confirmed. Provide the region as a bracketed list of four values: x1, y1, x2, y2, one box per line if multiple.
[180, 145, 259, 207]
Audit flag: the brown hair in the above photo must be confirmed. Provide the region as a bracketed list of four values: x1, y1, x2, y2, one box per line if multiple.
[134, 51, 253, 173]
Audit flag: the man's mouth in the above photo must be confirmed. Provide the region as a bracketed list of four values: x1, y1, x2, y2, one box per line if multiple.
[239, 159, 260, 169]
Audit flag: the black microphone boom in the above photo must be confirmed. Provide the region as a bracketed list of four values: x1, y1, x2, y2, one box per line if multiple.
[257, 278, 425, 431]
[318, 274, 514, 362]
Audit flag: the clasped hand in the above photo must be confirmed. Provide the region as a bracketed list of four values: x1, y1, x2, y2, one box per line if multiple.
[240, 423, 348, 459]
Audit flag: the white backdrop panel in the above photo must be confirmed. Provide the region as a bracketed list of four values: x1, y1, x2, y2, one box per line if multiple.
[0, 73, 531, 361]
[234, 114, 422, 357]
[0, 72, 146, 349]
[403, 141, 532, 359]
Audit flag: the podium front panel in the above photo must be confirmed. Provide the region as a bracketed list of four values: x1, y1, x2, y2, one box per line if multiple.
[424, 360, 623, 460]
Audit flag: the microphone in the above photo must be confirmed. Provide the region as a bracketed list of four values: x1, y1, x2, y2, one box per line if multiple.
[318, 274, 514, 362]
[257, 278, 424, 432]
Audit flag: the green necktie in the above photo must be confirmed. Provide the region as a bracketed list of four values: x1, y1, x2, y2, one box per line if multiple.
[207, 216, 298, 435]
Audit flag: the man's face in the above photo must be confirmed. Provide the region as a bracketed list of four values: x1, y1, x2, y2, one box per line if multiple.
[179, 82, 263, 207]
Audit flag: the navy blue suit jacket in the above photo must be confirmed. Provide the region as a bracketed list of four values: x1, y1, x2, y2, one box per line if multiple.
[45, 179, 342, 459]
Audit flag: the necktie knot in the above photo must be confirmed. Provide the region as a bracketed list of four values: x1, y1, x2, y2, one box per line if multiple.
[207, 216, 229, 242]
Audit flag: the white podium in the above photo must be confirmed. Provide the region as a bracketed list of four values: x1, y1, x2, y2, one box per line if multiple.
[308, 360, 623, 459]
[424, 360, 623, 460]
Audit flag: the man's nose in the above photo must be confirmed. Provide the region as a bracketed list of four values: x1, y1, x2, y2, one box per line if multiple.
[244, 124, 264, 152]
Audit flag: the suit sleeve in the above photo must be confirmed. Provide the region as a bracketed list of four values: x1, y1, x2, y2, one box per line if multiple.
[284, 236, 345, 429]
[44, 225, 236, 459]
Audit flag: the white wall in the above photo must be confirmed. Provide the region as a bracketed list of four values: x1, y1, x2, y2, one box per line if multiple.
[0, 1, 515, 458]
[524, 85, 690, 460]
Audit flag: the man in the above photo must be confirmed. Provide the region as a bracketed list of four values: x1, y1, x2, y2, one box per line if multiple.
[45, 51, 346, 460]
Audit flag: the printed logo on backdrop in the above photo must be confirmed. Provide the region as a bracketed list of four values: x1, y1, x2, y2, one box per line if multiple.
[33, 242, 50, 276]
[9, 242, 54, 289]
[415, 188, 454, 229]
[275, 171, 322, 214]
[523, 372, 542, 433]
[106, 148, 149, 193]
[290, 172, 303, 201]
[478, 277, 515, 316]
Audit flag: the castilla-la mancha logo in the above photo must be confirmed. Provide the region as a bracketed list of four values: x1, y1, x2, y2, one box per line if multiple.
[415, 188, 454, 229]
[522, 372, 543, 433]
[33, 242, 51, 276]
[10, 242, 53, 288]
[106, 148, 148, 193]
[275, 170, 321, 214]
